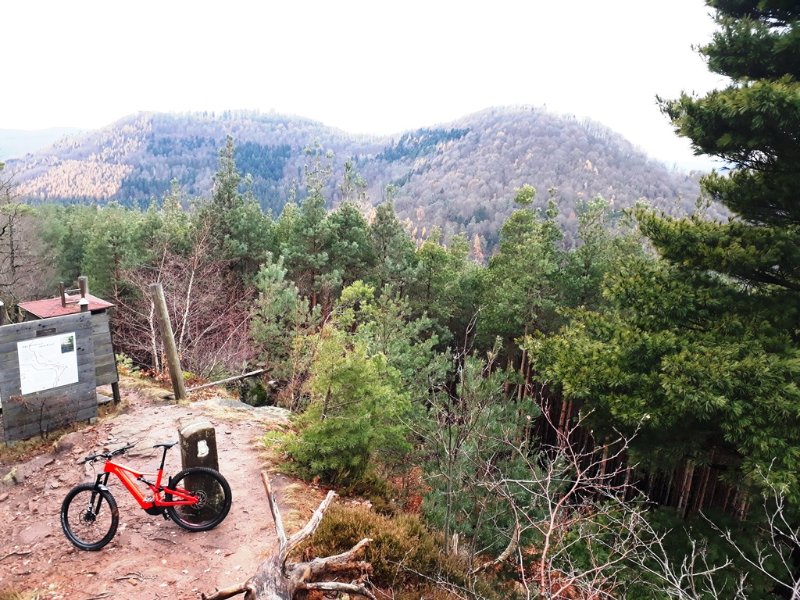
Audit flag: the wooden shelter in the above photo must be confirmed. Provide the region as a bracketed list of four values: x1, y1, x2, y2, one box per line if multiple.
[17, 277, 121, 406]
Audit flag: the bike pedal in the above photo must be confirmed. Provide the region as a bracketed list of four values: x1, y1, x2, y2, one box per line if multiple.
[162, 511, 170, 520]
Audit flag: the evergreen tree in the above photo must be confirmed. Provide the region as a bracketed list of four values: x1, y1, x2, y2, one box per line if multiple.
[281, 186, 333, 310]
[649, 0, 800, 492]
[327, 202, 376, 290]
[155, 179, 192, 256]
[336, 282, 444, 402]
[286, 326, 412, 486]
[654, 0, 800, 298]
[560, 197, 644, 310]
[56, 204, 151, 299]
[250, 256, 321, 386]
[211, 135, 241, 214]
[202, 136, 273, 276]
[369, 202, 416, 294]
[530, 1, 800, 501]
[410, 230, 480, 348]
[479, 186, 564, 352]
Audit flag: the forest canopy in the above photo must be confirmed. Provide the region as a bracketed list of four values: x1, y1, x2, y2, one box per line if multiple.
[3, 1, 800, 597]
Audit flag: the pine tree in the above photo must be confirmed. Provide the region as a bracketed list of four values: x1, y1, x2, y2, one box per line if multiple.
[327, 202, 376, 290]
[479, 186, 564, 350]
[369, 202, 416, 293]
[280, 187, 333, 310]
[202, 136, 273, 275]
[649, 0, 800, 488]
[530, 0, 800, 501]
[652, 0, 800, 299]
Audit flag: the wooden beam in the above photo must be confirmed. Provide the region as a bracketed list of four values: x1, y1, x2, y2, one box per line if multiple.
[186, 369, 265, 393]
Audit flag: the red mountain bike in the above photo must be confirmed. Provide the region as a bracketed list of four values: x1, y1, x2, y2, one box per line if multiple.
[61, 441, 232, 551]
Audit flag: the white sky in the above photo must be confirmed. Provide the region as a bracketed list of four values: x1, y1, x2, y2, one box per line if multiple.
[1, 0, 726, 169]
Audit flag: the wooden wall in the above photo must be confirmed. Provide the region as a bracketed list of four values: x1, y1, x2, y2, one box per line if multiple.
[92, 311, 119, 386]
[0, 313, 97, 442]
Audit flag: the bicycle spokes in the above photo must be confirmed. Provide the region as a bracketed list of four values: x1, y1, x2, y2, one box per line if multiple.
[61, 484, 119, 551]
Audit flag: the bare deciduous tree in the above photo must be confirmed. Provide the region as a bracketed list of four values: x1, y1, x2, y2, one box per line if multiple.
[114, 220, 254, 377]
[479, 408, 649, 599]
[0, 163, 54, 307]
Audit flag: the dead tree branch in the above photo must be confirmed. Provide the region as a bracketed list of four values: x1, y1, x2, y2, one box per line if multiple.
[202, 472, 374, 600]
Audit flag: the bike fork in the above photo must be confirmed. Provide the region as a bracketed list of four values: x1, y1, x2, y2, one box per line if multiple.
[91, 473, 111, 513]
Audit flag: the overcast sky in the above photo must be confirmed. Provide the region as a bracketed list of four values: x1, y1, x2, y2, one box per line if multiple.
[2, 0, 727, 169]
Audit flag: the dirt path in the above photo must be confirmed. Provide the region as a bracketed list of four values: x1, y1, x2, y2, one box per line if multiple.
[0, 383, 307, 599]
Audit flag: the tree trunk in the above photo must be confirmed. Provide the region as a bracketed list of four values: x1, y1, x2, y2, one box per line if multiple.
[677, 460, 695, 518]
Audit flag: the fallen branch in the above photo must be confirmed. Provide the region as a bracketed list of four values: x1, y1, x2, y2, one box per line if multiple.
[470, 521, 520, 575]
[300, 580, 376, 598]
[186, 369, 266, 394]
[201, 471, 375, 600]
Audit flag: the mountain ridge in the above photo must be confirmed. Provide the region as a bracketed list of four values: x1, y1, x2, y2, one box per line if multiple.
[4, 107, 707, 247]
[0, 127, 83, 161]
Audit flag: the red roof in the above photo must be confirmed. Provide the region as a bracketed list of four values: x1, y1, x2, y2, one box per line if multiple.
[19, 293, 115, 319]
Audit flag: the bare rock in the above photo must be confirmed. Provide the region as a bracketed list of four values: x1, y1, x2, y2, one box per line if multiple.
[2, 466, 18, 486]
[17, 522, 52, 545]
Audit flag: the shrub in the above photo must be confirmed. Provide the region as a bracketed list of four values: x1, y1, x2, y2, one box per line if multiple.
[285, 331, 411, 486]
[297, 504, 507, 598]
[115, 352, 138, 376]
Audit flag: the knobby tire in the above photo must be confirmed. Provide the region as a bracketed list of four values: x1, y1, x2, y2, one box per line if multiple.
[165, 467, 232, 531]
[60, 483, 119, 551]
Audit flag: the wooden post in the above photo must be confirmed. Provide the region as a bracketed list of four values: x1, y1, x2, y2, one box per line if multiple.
[0, 301, 5, 325]
[111, 381, 121, 405]
[78, 275, 89, 298]
[59, 282, 66, 307]
[149, 282, 187, 401]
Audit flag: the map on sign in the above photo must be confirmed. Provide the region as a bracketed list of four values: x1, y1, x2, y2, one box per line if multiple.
[18, 332, 80, 395]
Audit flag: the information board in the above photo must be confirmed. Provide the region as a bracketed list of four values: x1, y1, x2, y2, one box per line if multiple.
[17, 331, 80, 394]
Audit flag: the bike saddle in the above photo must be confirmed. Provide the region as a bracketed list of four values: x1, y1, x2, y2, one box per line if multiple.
[153, 441, 178, 449]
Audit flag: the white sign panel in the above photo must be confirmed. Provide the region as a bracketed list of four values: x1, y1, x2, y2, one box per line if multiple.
[18, 332, 80, 395]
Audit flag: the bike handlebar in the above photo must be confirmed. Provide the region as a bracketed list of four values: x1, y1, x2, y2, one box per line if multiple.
[81, 442, 136, 464]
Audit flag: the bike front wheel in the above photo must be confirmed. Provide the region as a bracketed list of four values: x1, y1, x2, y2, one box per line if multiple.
[165, 467, 232, 531]
[61, 484, 119, 551]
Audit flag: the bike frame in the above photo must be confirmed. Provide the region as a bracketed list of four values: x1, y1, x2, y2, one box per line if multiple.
[94, 451, 197, 510]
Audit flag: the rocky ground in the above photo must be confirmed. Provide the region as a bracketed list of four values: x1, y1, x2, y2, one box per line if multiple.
[0, 379, 319, 600]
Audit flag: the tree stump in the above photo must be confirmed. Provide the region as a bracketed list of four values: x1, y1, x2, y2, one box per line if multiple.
[202, 472, 375, 600]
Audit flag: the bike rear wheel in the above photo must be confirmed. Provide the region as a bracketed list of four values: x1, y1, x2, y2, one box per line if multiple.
[61, 484, 119, 551]
[165, 467, 232, 531]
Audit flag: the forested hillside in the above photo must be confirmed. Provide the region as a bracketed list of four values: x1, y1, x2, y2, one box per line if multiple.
[5, 107, 705, 249]
[5, 1, 800, 597]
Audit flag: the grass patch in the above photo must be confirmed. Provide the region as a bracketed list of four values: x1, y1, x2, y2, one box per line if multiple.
[280, 481, 327, 532]
[0, 590, 39, 600]
[261, 428, 296, 470]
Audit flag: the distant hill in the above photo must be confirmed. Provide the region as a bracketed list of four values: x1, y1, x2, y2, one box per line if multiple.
[0, 127, 83, 161]
[4, 109, 708, 248]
